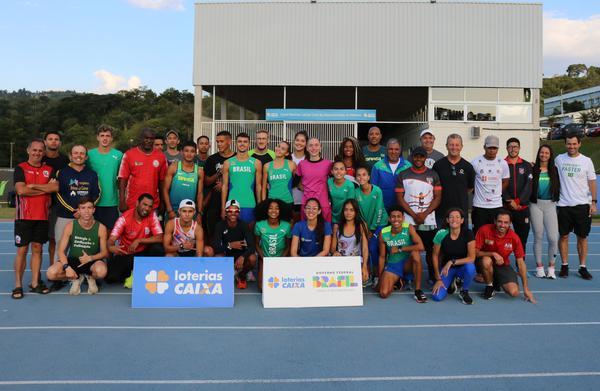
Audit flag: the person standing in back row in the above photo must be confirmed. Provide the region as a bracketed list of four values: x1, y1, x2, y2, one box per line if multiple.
[408, 129, 444, 169]
[362, 126, 386, 171]
[555, 134, 596, 280]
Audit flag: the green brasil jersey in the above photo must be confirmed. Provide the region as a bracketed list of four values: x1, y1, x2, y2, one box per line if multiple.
[355, 184, 388, 231]
[327, 178, 356, 224]
[380, 223, 412, 264]
[228, 156, 257, 208]
[67, 220, 101, 259]
[254, 220, 292, 257]
[267, 160, 293, 204]
[87, 148, 123, 207]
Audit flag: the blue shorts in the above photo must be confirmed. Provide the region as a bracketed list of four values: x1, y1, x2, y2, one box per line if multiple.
[384, 259, 411, 278]
[239, 208, 255, 224]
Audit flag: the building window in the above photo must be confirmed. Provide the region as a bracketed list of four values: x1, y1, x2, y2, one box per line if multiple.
[499, 88, 530, 103]
[431, 88, 464, 101]
[465, 88, 497, 102]
[434, 105, 464, 121]
[466, 105, 496, 121]
[498, 105, 531, 123]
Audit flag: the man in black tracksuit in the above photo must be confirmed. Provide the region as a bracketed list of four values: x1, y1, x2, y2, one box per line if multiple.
[503, 137, 533, 250]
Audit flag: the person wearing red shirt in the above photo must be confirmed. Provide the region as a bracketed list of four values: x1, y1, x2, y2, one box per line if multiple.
[12, 139, 55, 298]
[106, 193, 164, 285]
[118, 128, 167, 212]
[475, 209, 535, 303]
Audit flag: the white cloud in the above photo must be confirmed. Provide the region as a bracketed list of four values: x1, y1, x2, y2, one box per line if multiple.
[126, 0, 185, 11]
[94, 70, 143, 94]
[544, 12, 600, 75]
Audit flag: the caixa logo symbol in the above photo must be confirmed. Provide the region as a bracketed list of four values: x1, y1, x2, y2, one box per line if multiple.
[145, 270, 169, 294]
[267, 277, 280, 288]
[267, 276, 306, 288]
[312, 275, 358, 288]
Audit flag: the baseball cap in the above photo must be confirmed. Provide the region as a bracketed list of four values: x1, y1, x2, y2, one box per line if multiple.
[178, 199, 196, 210]
[420, 129, 434, 138]
[165, 129, 180, 138]
[411, 146, 427, 157]
[225, 199, 241, 210]
[484, 135, 500, 148]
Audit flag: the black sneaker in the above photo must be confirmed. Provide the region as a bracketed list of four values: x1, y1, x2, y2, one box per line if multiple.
[483, 285, 495, 300]
[49, 280, 66, 292]
[579, 267, 593, 280]
[447, 278, 457, 295]
[559, 264, 569, 278]
[414, 289, 428, 303]
[459, 290, 473, 305]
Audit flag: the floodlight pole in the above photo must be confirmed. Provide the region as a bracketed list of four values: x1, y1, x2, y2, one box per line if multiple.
[9, 142, 14, 168]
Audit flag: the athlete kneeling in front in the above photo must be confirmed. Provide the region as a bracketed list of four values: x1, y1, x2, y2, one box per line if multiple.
[163, 199, 213, 257]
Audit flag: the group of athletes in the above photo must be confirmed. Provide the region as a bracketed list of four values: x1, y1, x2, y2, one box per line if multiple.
[11, 125, 596, 305]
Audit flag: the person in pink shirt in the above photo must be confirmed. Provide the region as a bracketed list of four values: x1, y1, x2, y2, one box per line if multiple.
[296, 137, 333, 222]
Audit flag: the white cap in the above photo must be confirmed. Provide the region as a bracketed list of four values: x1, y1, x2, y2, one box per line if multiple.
[420, 129, 434, 138]
[178, 199, 196, 210]
[225, 199, 241, 210]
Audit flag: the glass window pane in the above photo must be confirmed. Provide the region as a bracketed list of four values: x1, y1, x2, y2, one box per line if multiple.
[498, 105, 532, 123]
[466, 105, 496, 121]
[434, 105, 464, 121]
[465, 88, 498, 102]
[431, 88, 464, 101]
[499, 88, 530, 103]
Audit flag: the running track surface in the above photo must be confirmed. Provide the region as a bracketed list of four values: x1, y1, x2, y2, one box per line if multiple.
[1, 221, 599, 390]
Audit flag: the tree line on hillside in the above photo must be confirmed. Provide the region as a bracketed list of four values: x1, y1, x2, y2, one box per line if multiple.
[543, 64, 600, 99]
[0, 88, 216, 168]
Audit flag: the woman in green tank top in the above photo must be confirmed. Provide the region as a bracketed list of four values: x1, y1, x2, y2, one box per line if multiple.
[261, 141, 296, 205]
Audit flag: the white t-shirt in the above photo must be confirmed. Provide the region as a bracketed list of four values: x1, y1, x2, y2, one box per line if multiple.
[292, 153, 306, 205]
[471, 155, 510, 208]
[388, 161, 400, 173]
[555, 153, 596, 207]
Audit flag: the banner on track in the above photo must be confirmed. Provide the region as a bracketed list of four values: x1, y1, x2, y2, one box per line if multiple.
[262, 256, 364, 308]
[132, 257, 234, 308]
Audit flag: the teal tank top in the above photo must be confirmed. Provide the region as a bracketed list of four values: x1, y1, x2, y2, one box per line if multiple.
[228, 156, 257, 208]
[169, 162, 198, 211]
[267, 160, 293, 204]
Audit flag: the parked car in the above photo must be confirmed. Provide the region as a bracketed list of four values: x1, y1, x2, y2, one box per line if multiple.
[587, 125, 600, 137]
[539, 127, 551, 140]
[548, 124, 567, 140]
[562, 123, 586, 138]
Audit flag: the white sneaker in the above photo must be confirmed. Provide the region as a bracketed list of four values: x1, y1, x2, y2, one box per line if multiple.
[546, 267, 556, 280]
[69, 275, 84, 296]
[86, 275, 98, 295]
[246, 271, 256, 282]
[535, 266, 546, 278]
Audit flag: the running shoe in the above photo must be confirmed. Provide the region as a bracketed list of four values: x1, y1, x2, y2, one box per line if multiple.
[123, 274, 133, 289]
[459, 290, 473, 305]
[579, 267, 593, 280]
[447, 278, 457, 295]
[69, 275, 84, 296]
[246, 271, 256, 282]
[535, 266, 546, 278]
[86, 275, 98, 295]
[559, 264, 569, 278]
[371, 276, 379, 290]
[49, 280, 66, 292]
[404, 279, 413, 291]
[483, 285, 495, 300]
[236, 278, 248, 289]
[546, 267, 556, 280]
[414, 289, 428, 303]
[363, 275, 373, 288]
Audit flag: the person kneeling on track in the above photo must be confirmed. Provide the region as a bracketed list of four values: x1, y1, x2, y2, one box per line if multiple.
[431, 208, 476, 305]
[163, 199, 213, 257]
[475, 209, 536, 303]
[106, 193, 164, 288]
[376, 206, 427, 303]
[46, 197, 109, 295]
[213, 199, 257, 290]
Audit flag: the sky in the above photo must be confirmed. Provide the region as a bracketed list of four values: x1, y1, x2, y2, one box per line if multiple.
[0, 0, 599, 94]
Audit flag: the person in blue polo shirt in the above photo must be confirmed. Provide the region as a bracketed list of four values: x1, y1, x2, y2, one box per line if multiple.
[371, 138, 411, 209]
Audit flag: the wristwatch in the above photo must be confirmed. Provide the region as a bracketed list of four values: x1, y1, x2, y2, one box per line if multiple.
[451, 259, 457, 266]
[62, 263, 69, 271]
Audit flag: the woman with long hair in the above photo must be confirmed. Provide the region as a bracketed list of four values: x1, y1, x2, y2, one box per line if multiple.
[290, 198, 332, 257]
[336, 136, 366, 178]
[331, 199, 369, 283]
[431, 208, 476, 304]
[261, 140, 296, 217]
[296, 137, 333, 222]
[291, 130, 308, 222]
[530, 144, 560, 279]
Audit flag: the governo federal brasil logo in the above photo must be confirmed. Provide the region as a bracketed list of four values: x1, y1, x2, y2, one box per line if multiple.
[145, 270, 169, 294]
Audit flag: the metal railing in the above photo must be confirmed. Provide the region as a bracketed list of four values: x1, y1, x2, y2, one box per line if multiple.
[200, 121, 357, 160]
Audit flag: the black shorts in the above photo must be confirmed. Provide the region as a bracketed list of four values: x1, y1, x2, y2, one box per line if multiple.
[178, 250, 197, 257]
[416, 229, 437, 252]
[48, 204, 58, 240]
[558, 204, 591, 238]
[67, 257, 103, 277]
[471, 207, 502, 234]
[14, 220, 49, 247]
[94, 206, 120, 231]
[493, 264, 518, 286]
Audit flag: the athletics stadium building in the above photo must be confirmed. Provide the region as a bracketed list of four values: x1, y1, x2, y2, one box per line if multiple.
[193, 0, 543, 160]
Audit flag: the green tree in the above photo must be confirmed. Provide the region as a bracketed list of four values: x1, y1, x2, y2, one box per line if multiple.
[567, 64, 588, 78]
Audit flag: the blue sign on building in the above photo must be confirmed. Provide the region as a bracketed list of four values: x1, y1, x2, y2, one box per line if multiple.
[132, 257, 234, 308]
[266, 108, 376, 122]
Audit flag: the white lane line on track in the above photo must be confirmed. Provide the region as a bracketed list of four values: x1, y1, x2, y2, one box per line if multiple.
[1, 322, 600, 331]
[1, 372, 600, 385]
[2, 268, 600, 273]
